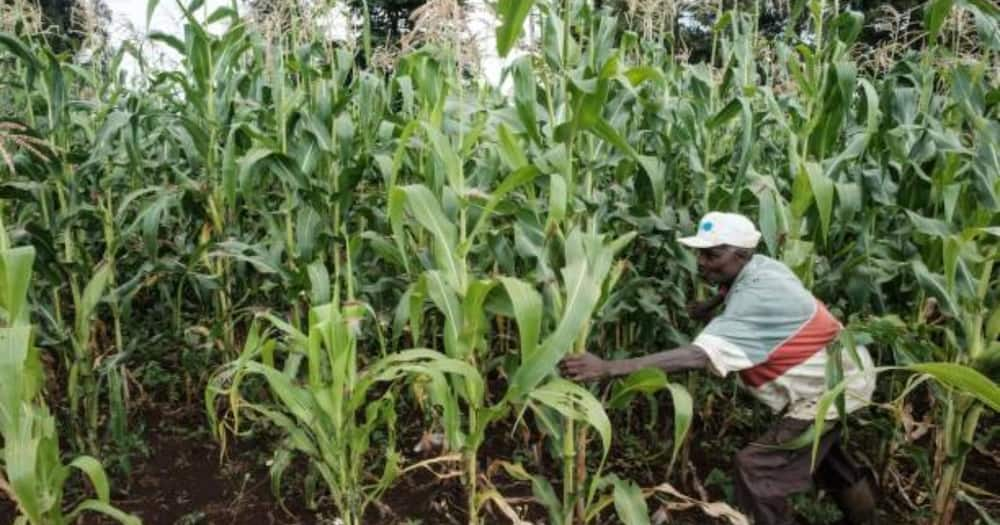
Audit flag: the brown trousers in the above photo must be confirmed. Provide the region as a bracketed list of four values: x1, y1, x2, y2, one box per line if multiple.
[733, 417, 864, 525]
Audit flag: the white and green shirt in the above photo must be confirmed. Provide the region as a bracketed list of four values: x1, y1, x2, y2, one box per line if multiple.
[692, 255, 876, 420]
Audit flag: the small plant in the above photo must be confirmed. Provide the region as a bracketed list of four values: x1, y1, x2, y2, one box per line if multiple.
[208, 298, 482, 525]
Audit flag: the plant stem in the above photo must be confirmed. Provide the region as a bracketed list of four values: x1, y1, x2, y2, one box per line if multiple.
[467, 440, 479, 525]
[562, 417, 576, 525]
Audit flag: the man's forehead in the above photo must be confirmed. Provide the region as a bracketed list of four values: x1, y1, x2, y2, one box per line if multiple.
[698, 245, 734, 256]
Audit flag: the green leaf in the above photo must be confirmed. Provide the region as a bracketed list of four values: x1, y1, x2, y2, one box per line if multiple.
[912, 261, 960, 316]
[361, 231, 406, 270]
[67, 499, 141, 525]
[906, 363, 1000, 412]
[986, 306, 1000, 342]
[528, 378, 612, 455]
[96, 111, 131, 147]
[547, 174, 568, 226]
[623, 66, 664, 87]
[592, 118, 635, 156]
[635, 155, 665, 211]
[466, 166, 540, 250]
[925, 0, 955, 42]
[69, 456, 111, 502]
[425, 270, 463, 358]
[496, 123, 528, 170]
[44, 51, 65, 131]
[422, 123, 463, 190]
[148, 31, 186, 56]
[510, 257, 599, 396]
[307, 261, 330, 305]
[499, 277, 542, 360]
[773, 423, 824, 450]
[612, 478, 651, 525]
[609, 368, 668, 409]
[707, 98, 741, 129]
[511, 58, 540, 144]
[905, 210, 955, 238]
[146, 0, 161, 29]
[495, 461, 563, 523]
[388, 185, 412, 274]
[77, 263, 113, 342]
[461, 279, 497, 349]
[943, 236, 961, 292]
[209, 242, 280, 275]
[804, 162, 834, 243]
[205, 5, 238, 25]
[392, 185, 465, 290]
[832, 10, 864, 45]
[0, 326, 37, 429]
[961, 0, 1000, 17]
[0, 246, 35, 325]
[809, 379, 852, 470]
[664, 383, 693, 472]
[495, 0, 535, 57]
[237, 147, 278, 189]
[0, 32, 41, 76]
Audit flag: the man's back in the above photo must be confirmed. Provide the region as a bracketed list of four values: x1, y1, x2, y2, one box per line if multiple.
[693, 255, 875, 419]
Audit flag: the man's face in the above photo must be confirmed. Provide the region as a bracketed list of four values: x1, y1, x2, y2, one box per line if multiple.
[696, 245, 747, 285]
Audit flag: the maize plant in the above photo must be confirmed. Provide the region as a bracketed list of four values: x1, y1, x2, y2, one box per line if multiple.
[0, 0, 998, 522]
[207, 297, 486, 525]
[0, 220, 138, 525]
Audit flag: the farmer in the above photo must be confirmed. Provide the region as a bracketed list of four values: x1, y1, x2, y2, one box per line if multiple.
[560, 212, 878, 525]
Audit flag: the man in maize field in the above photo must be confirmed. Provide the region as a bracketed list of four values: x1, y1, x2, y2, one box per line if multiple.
[560, 212, 878, 525]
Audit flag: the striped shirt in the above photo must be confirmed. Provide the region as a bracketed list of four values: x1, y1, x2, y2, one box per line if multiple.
[692, 255, 875, 420]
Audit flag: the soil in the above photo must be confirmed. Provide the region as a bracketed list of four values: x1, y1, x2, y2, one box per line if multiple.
[1, 401, 996, 525]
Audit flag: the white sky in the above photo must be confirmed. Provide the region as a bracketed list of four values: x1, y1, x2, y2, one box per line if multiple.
[102, 0, 524, 89]
[107, 0, 230, 35]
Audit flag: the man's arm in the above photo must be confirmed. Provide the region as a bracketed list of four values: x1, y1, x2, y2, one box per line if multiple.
[559, 345, 709, 382]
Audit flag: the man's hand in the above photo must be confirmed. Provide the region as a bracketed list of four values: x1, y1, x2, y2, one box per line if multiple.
[686, 300, 715, 322]
[559, 352, 611, 382]
[687, 293, 725, 323]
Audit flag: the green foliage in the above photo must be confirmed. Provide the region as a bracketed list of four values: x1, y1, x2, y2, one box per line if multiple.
[0, 0, 997, 523]
[0, 227, 137, 524]
[208, 304, 480, 525]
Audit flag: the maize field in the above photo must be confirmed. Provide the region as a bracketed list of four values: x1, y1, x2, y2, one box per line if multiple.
[0, 0, 998, 523]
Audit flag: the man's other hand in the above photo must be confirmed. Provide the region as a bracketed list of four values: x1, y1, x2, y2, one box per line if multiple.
[687, 298, 720, 322]
[559, 352, 610, 381]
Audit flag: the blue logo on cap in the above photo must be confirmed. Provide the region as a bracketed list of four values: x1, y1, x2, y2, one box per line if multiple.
[701, 221, 713, 232]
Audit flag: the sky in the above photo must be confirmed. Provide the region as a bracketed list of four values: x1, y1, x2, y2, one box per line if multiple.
[104, 0, 235, 73]
[102, 0, 523, 88]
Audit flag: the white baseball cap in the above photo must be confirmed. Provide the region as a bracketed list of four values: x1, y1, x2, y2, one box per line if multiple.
[678, 212, 761, 249]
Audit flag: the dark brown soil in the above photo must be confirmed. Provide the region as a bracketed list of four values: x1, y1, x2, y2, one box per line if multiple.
[1, 402, 995, 525]
[104, 431, 306, 525]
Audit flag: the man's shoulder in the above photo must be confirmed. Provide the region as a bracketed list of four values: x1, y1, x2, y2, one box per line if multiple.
[726, 255, 813, 313]
[738, 254, 801, 288]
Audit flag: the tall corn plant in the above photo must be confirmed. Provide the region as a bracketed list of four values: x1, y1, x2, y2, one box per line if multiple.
[835, 54, 1000, 523]
[496, 1, 702, 522]
[207, 299, 482, 525]
[499, 229, 643, 525]
[388, 165, 535, 522]
[776, 2, 1000, 522]
[391, 177, 640, 524]
[0, 28, 131, 454]
[0, 220, 138, 525]
[384, 42, 647, 520]
[143, 2, 254, 354]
